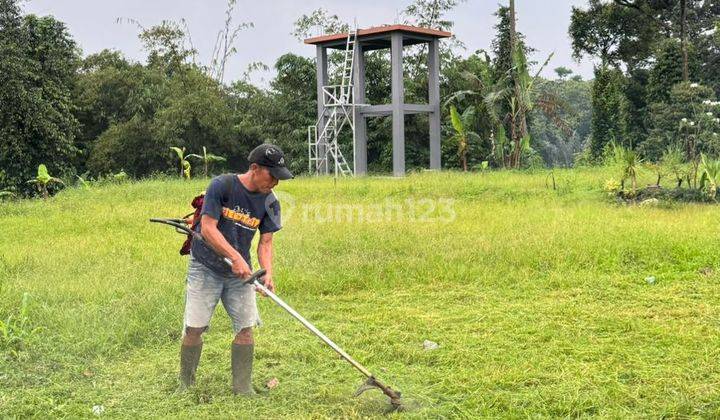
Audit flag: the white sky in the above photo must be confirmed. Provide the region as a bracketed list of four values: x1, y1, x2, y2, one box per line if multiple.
[22, 0, 598, 85]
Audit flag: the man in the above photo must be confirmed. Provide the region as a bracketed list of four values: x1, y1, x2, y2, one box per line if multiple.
[179, 143, 293, 395]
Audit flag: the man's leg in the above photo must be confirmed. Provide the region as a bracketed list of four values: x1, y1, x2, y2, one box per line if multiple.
[223, 278, 261, 395]
[231, 327, 255, 395]
[179, 258, 222, 390]
[179, 327, 205, 390]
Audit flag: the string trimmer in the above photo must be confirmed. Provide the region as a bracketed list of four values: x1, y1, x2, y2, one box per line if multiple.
[150, 218, 403, 409]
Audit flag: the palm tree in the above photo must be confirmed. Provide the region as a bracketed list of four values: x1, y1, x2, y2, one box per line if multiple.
[506, 48, 561, 168]
[612, 144, 643, 195]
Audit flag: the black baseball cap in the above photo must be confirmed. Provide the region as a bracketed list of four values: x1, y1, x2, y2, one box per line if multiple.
[248, 144, 294, 180]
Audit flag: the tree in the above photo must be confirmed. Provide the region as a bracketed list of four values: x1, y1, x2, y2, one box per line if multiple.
[609, 0, 712, 83]
[590, 65, 630, 158]
[444, 5, 567, 169]
[554, 67, 573, 80]
[403, 0, 462, 32]
[139, 20, 195, 75]
[291, 8, 348, 41]
[641, 82, 717, 162]
[83, 28, 242, 178]
[402, 0, 466, 74]
[530, 76, 592, 167]
[646, 39, 697, 104]
[73, 50, 150, 173]
[0, 1, 80, 195]
[208, 0, 253, 83]
[569, 0, 657, 69]
[88, 117, 165, 177]
[265, 53, 317, 174]
[153, 67, 237, 166]
[571, 0, 720, 159]
[507, 0, 526, 168]
[490, 4, 537, 168]
[492, 5, 530, 83]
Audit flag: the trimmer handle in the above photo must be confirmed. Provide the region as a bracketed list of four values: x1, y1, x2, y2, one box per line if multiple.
[244, 268, 267, 286]
[222, 258, 266, 286]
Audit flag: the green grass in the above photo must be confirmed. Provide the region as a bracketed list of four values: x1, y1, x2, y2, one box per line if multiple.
[2, 168, 720, 418]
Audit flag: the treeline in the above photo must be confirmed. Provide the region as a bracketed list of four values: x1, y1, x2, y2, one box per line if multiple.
[0, 0, 321, 196]
[571, 0, 720, 162]
[1, 0, 598, 197]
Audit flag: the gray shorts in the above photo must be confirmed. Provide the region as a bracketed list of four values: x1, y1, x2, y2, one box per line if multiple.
[183, 256, 261, 334]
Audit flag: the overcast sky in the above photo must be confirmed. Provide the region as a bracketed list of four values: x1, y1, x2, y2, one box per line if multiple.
[21, 0, 598, 85]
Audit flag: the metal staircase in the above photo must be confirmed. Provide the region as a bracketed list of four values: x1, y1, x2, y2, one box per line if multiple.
[308, 27, 357, 177]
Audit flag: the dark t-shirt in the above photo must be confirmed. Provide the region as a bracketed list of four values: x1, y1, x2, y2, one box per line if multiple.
[190, 174, 281, 275]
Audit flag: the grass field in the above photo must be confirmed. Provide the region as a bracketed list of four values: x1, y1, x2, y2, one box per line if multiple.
[2, 168, 720, 418]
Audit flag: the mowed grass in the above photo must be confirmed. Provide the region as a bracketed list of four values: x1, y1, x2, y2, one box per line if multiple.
[2, 168, 720, 418]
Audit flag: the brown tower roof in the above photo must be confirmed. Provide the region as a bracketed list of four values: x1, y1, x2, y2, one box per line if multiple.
[304, 24, 451, 50]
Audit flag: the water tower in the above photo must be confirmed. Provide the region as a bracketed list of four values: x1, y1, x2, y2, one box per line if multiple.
[305, 25, 451, 177]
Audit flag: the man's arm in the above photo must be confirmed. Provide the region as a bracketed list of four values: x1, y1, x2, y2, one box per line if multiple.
[200, 214, 252, 279]
[257, 232, 275, 293]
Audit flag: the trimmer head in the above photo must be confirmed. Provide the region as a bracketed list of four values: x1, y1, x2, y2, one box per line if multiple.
[353, 376, 404, 410]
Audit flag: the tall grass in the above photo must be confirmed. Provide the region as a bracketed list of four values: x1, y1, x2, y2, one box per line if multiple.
[2, 168, 720, 417]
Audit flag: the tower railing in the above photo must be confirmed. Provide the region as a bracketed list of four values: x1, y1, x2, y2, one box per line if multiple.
[307, 27, 357, 177]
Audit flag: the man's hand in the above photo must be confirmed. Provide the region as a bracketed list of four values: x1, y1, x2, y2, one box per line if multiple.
[230, 255, 252, 279]
[258, 275, 275, 296]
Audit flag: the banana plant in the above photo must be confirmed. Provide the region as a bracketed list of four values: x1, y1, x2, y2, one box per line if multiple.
[26, 164, 63, 199]
[190, 146, 226, 177]
[444, 49, 564, 169]
[170, 147, 201, 179]
[182, 160, 191, 180]
[443, 55, 511, 167]
[699, 154, 720, 200]
[449, 105, 481, 171]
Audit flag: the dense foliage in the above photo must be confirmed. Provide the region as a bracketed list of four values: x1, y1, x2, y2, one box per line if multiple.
[571, 0, 720, 162]
[0, 0, 79, 195]
[2, 0, 718, 196]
